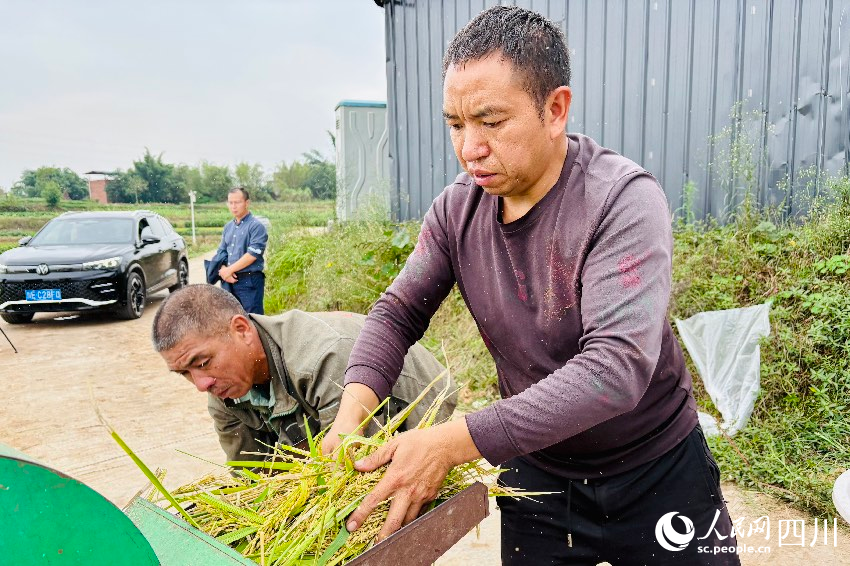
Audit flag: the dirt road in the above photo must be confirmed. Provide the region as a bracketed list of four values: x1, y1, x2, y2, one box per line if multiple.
[1, 253, 847, 565]
[0, 254, 223, 506]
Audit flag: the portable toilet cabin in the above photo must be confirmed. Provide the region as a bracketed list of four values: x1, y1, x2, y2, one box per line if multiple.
[335, 100, 391, 221]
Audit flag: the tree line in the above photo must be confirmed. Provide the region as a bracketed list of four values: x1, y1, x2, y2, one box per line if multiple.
[10, 149, 336, 204]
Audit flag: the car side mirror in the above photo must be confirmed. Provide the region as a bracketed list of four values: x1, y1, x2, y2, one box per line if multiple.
[139, 226, 160, 246]
[18, 236, 32, 246]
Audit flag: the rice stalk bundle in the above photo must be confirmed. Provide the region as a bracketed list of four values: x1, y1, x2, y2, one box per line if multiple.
[138, 376, 524, 565]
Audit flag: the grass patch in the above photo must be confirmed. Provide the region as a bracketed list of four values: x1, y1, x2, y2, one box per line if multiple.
[671, 176, 850, 516]
[0, 196, 334, 257]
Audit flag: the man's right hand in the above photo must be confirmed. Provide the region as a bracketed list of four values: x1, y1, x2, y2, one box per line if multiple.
[322, 413, 364, 455]
[219, 266, 238, 284]
[321, 383, 380, 455]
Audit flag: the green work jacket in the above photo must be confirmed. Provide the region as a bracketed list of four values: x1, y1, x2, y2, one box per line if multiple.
[207, 310, 455, 462]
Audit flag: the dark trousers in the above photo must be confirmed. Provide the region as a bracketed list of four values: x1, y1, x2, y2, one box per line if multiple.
[498, 426, 740, 566]
[230, 272, 265, 314]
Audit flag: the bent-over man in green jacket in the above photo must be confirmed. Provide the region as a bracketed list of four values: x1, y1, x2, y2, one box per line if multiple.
[152, 284, 455, 463]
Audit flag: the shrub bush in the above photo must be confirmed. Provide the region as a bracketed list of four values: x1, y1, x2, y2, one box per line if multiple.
[672, 176, 850, 516]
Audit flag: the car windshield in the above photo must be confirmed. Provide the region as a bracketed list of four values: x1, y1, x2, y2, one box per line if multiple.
[29, 218, 134, 246]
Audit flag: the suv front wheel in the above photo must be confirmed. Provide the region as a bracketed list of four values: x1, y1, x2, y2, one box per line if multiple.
[1, 312, 35, 324]
[116, 271, 146, 320]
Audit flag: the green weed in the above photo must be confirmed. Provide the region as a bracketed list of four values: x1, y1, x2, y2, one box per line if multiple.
[264, 219, 498, 405]
[672, 175, 850, 516]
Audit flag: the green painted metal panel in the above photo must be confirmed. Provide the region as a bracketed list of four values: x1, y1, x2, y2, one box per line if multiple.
[124, 497, 257, 565]
[0, 442, 35, 462]
[0, 451, 158, 565]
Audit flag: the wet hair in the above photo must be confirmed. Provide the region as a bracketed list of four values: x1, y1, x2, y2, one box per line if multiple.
[152, 284, 246, 352]
[228, 186, 250, 200]
[443, 6, 571, 117]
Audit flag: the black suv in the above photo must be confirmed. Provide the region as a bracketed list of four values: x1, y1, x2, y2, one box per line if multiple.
[0, 210, 189, 323]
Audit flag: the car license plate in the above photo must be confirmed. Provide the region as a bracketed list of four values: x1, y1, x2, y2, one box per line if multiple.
[25, 289, 62, 301]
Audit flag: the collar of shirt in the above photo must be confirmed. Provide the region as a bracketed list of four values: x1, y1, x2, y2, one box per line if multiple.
[234, 381, 276, 411]
[232, 318, 298, 419]
[234, 212, 253, 226]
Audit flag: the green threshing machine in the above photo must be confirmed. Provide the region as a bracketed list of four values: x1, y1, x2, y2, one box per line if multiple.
[0, 442, 489, 565]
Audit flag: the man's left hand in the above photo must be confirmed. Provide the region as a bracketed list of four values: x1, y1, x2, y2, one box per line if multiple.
[345, 418, 480, 541]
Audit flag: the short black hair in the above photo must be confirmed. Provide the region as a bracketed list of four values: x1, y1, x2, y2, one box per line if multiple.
[443, 6, 571, 117]
[152, 284, 245, 352]
[228, 186, 250, 200]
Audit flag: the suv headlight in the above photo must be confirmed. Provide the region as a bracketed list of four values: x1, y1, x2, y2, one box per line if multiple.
[0, 264, 7, 274]
[82, 256, 122, 271]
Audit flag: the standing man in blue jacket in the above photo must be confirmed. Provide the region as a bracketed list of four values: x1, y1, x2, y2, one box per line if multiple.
[216, 187, 268, 314]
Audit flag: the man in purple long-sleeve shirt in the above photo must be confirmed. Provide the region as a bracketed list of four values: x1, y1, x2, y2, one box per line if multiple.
[323, 6, 738, 565]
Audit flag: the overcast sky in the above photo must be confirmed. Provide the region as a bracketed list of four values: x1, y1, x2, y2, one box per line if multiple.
[0, 0, 387, 191]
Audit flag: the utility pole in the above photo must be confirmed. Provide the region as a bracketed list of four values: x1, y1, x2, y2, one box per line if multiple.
[188, 190, 197, 246]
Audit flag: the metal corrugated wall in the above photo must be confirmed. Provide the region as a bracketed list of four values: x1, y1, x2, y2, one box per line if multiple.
[382, 0, 850, 221]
